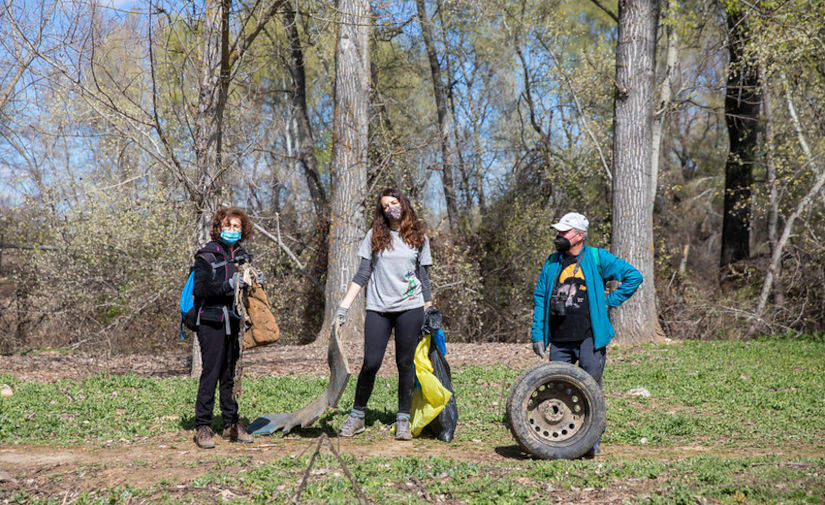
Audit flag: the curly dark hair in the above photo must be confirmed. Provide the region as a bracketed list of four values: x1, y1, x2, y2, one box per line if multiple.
[210, 206, 253, 243]
[370, 188, 425, 252]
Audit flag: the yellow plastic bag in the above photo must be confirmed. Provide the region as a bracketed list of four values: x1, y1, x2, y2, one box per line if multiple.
[410, 334, 453, 437]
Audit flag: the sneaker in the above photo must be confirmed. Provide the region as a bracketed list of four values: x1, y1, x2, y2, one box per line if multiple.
[395, 417, 412, 441]
[195, 425, 215, 449]
[222, 422, 254, 443]
[338, 413, 366, 437]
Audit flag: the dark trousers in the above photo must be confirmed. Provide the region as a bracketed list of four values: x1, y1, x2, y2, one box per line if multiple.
[549, 336, 606, 387]
[353, 307, 424, 415]
[195, 321, 240, 428]
[550, 336, 606, 448]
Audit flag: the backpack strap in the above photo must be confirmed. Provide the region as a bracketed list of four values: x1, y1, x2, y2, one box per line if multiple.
[589, 246, 602, 278]
[195, 248, 227, 280]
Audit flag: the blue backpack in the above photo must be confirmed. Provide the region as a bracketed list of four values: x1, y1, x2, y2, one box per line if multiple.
[179, 249, 225, 339]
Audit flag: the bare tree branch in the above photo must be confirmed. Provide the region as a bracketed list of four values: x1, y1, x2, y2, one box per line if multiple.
[588, 0, 618, 23]
[252, 220, 322, 293]
[748, 73, 825, 337]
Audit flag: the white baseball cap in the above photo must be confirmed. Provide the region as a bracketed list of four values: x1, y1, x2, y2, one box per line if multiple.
[552, 212, 589, 232]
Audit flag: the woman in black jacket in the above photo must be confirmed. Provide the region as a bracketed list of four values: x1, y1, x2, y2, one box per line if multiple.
[192, 206, 256, 449]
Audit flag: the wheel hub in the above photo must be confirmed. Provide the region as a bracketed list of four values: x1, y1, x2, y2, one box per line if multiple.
[540, 399, 566, 423]
[526, 381, 587, 442]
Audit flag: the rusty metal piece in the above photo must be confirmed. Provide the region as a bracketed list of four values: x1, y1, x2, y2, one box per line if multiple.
[247, 321, 351, 434]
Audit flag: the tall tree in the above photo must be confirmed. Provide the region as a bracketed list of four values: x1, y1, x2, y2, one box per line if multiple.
[188, 0, 233, 376]
[283, 2, 329, 340]
[320, 0, 370, 344]
[186, 0, 286, 376]
[650, 0, 678, 204]
[415, 0, 459, 233]
[193, 0, 232, 246]
[284, 2, 328, 221]
[720, 4, 760, 267]
[610, 0, 661, 344]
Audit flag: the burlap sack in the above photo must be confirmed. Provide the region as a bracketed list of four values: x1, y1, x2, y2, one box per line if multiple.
[243, 280, 280, 349]
[236, 263, 280, 350]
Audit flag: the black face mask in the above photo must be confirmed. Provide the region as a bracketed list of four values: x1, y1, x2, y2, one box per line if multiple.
[554, 236, 572, 253]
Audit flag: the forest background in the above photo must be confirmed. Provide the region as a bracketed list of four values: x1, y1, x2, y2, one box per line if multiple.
[1, 0, 824, 362]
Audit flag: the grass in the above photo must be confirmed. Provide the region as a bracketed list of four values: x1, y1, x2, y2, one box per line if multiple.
[2, 340, 823, 447]
[1, 339, 824, 504]
[5, 454, 824, 504]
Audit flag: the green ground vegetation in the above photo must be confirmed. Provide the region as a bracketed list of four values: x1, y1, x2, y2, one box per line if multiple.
[1, 340, 823, 504]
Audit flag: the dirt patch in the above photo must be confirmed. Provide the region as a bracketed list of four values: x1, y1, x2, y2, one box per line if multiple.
[1, 432, 819, 503]
[0, 342, 542, 382]
[2, 432, 818, 480]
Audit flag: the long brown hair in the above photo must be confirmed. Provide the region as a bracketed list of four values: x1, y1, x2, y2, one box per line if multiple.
[370, 188, 426, 253]
[210, 206, 253, 243]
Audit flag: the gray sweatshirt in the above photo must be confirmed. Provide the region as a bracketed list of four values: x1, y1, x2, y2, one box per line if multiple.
[351, 229, 433, 312]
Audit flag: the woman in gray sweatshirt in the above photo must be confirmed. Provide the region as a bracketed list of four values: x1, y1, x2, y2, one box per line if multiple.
[334, 188, 433, 440]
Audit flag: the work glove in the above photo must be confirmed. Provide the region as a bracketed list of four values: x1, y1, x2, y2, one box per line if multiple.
[532, 340, 546, 359]
[255, 269, 265, 286]
[334, 305, 349, 324]
[228, 273, 247, 291]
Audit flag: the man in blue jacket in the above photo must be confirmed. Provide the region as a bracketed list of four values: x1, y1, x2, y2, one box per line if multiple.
[531, 212, 643, 457]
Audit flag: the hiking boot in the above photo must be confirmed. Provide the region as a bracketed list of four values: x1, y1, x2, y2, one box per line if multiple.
[222, 422, 254, 443]
[195, 425, 215, 449]
[395, 417, 412, 441]
[583, 442, 601, 459]
[338, 413, 366, 437]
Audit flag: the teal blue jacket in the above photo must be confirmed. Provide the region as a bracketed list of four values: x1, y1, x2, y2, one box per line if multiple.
[531, 245, 643, 350]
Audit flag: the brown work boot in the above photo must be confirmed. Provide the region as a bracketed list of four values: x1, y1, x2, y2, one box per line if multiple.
[222, 422, 254, 443]
[194, 425, 215, 449]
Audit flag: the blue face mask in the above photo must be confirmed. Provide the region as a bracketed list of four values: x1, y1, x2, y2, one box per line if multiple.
[220, 229, 241, 244]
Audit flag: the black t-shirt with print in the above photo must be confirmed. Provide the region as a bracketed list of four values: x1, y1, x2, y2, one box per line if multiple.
[549, 252, 593, 342]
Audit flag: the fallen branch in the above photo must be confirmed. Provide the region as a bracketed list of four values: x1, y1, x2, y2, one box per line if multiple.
[323, 434, 369, 505]
[292, 436, 324, 504]
[292, 433, 369, 505]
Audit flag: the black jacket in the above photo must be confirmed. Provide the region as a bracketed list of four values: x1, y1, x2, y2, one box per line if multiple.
[192, 240, 248, 325]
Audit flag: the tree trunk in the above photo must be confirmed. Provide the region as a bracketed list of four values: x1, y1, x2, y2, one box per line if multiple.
[650, 0, 678, 204]
[191, 0, 232, 378]
[436, 0, 471, 210]
[415, 0, 459, 233]
[318, 0, 370, 345]
[760, 65, 784, 306]
[610, 0, 661, 345]
[720, 6, 760, 267]
[284, 2, 330, 342]
[285, 2, 328, 220]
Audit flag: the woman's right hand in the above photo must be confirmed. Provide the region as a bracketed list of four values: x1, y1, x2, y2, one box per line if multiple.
[334, 305, 349, 324]
[228, 273, 247, 291]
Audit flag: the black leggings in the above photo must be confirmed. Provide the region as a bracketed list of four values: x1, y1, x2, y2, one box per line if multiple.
[353, 307, 424, 414]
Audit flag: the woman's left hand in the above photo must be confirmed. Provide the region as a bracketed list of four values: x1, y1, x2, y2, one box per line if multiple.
[423, 301, 433, 311]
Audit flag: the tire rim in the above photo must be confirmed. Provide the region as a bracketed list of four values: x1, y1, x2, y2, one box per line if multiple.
[525, 379, 589, 442]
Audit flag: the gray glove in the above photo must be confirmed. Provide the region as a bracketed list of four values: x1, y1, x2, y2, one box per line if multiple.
[228, 273, 247, 291]
[255, 269, 265, 285]
[532, 340, 546, 358]
[334, 305, 349, 324]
